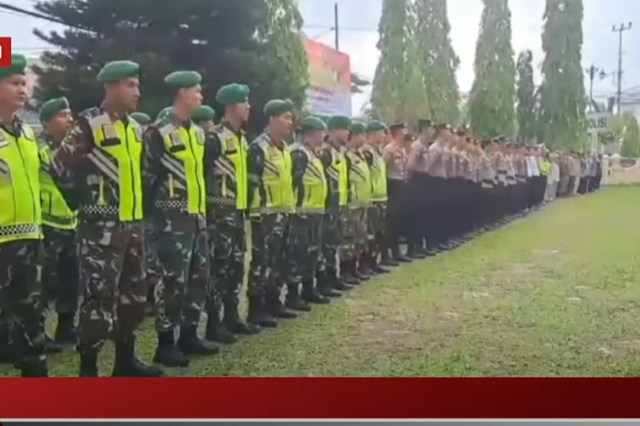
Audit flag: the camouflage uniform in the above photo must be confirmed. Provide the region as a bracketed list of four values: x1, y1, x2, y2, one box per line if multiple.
[203, 121, 257, 341]
[246, 133, 292, 328]
[51, 107, 160, 377]
[38, 132, 79, 343]
[286, 141, 330, 307]
[316, 139, 348, 290]
[143, 112, 217, 366]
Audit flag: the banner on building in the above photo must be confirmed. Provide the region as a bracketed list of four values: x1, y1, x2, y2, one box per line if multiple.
[303, 38, 352, 117]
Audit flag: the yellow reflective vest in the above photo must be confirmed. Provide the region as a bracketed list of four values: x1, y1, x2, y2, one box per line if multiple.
[207, 125, 248, 210]
[39, 142, 77, 230]
[85, 112, 144, 221]
[154, 121, 206, 215]
[364, 144, 388, 202]
[322, 141, 348, 209]
[346, 148, 372, 208]
[0, 122, 43, 243]
[249, 134, 294, 216]
[289, 141, 327, 214]
[539, 158, 551, 176]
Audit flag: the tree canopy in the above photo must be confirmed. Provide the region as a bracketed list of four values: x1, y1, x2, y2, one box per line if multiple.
[414, 0, 460, 124]
[538, 0, 588, 150]
[516, 50, 537, 144]
[32, 0, 308, 134]
[468, 0, 516, 139]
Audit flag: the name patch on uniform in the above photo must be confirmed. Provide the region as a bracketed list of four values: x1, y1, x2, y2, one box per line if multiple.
[170, 130, 184, 147]
[226, 138, 236, 150]
[102, 124, 118, 140]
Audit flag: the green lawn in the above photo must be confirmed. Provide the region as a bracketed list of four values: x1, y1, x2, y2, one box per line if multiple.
[4, 186, 640, 377]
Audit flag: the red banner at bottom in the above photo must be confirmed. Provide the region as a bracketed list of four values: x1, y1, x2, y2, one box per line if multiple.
[0, 378, 638, 418]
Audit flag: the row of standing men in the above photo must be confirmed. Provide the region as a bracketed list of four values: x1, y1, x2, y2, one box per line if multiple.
[0, 55, 598, 377]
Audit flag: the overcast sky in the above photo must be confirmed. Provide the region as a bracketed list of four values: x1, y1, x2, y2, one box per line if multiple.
[4, 0, 639, 114]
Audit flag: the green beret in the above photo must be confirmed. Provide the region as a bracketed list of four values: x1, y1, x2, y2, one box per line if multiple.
[130, 112, 151, 125]
[349, 120, 367, 135]
[97, 60, 139, 84]
[0, 54, 28, 81]
[39, 97, 70, 123]
[156, 107, 172, 122]
[327, 115, 351, 131]
[299, 116, 327, 133]
[192, 105, 216, 123]
[216, 83, 250, 105]
[264, 99, 293, 117]
[366, 120, 387, 133]
[164, 71, 202, 89]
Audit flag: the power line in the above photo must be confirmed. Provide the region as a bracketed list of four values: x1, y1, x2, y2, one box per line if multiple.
[0, 1, 89, 30]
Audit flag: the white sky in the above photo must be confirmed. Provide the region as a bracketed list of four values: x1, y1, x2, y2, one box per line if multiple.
[4, 0, 639, 115]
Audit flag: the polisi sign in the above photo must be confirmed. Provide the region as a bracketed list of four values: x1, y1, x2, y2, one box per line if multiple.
[587, 112, 611, 133]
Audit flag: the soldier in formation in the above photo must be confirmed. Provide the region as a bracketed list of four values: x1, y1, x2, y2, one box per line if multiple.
[1, 52, 603, 377]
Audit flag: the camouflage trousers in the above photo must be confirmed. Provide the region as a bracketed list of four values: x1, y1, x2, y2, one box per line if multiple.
[247, 213, 288, 297]
[77, 220, 147, 351]
[150, 214, 209, 333]
[207, 209, 245, 311]
[318, 210, 341, 276]
[0, 240, 46, 363]
[287, 214, 322, 284]
[367, 203, 386, 256]
[340, 208, 368, 261]
[42, 226, 79, 315]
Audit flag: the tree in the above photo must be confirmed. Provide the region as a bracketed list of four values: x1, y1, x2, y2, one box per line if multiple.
[370, 0, 414, 123]
[516, 50, 537, 144]
[538, 0, 588, 150]
[32, 0, 308, 134]
[414, 0, 460, 124]
[611, 113, 640, 158]
[468, 0, 516, 139]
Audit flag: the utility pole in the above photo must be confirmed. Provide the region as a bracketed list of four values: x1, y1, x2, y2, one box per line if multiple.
[585, 65, 606, 112]
[612, 22, 632, 114]
[334, 3, 340, 51]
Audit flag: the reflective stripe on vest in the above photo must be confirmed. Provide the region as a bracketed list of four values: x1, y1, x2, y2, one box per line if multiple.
[249, 137, 294, 216]
[210, 127, 248, 210]
[158, 122, 206, 214]
[39, 145, 77, 230]
[347, 149, 372, 208]
[325, 144, 348, 207]
[0, 124, 43, 243]
[290, 142, 327, 214]
[367, 146, 388, 202]
[87, 113, 144, 221]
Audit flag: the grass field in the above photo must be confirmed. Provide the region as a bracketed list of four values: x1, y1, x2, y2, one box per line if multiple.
[3, 186, 640, 377]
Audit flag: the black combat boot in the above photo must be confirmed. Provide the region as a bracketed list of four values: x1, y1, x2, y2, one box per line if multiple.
[340, 261, 361, 286]
[266, 287, 297, 319]
[112, 336, 164, 377]
[369, 253, 390, 274]
[303, 278, 331, 304]
[205, 310, 237, 345]
[177, 325, 220, 357]
[407, 245, 427, 259]
[247, 293, 277, 329]
[19, 358, 49, 377]
[79, 349, 99, 377]
[285, 283, 312, 312]
[380, 249, 400, 267]
[153, 330, 190, 367]
[316, 271, 341, 298]
[54, 312, 77, 344]
[358, 253, 376, 276]
[353, 260, 370, 281]
[223, 301, 260, 335]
